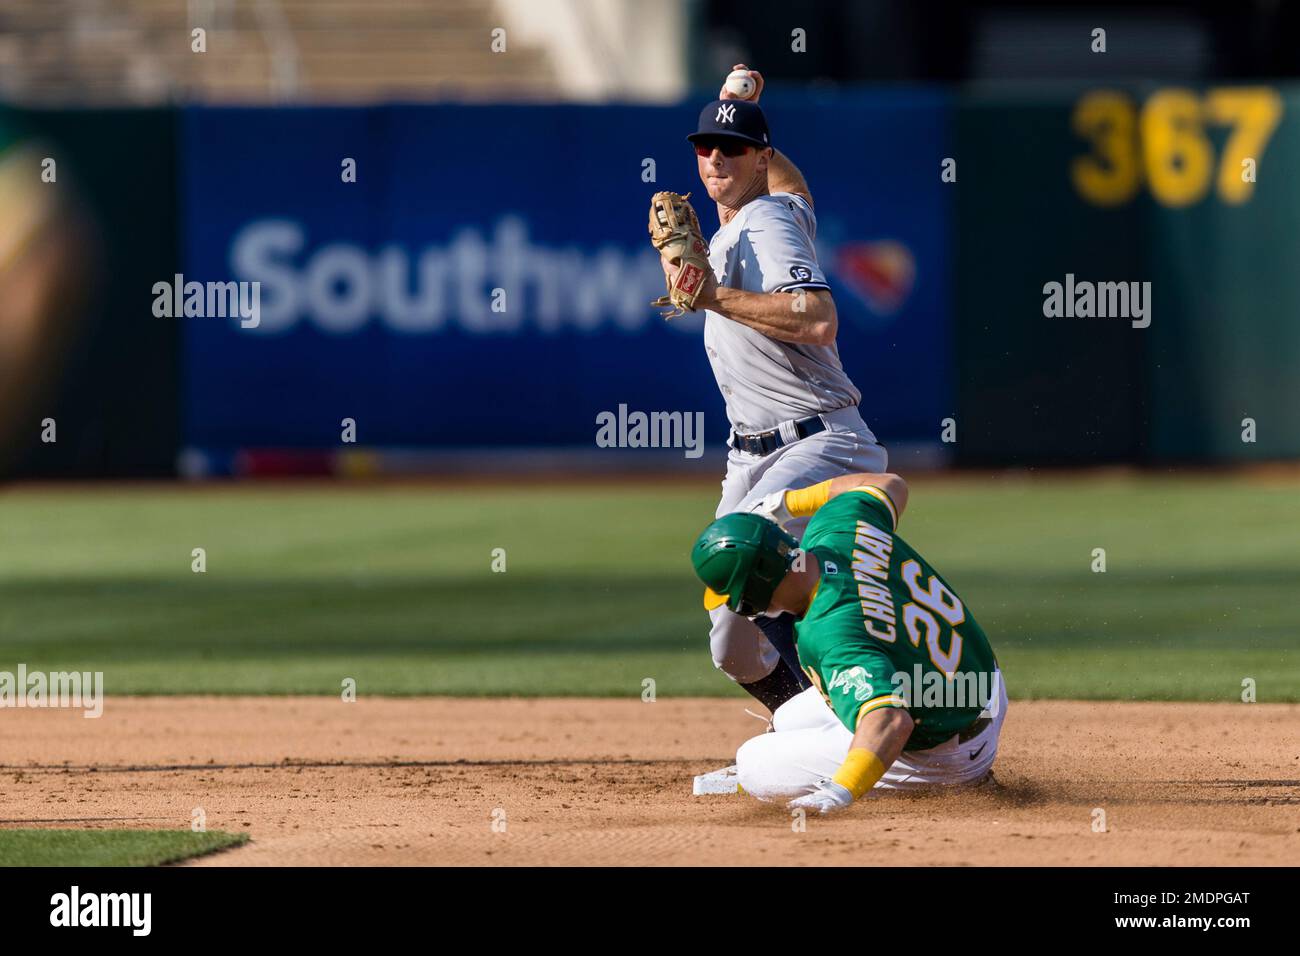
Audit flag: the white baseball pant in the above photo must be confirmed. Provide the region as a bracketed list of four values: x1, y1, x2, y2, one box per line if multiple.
[736, 672, 1008, 800]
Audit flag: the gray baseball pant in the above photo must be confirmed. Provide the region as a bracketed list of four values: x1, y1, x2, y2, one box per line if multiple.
[708, 406, 888, 684]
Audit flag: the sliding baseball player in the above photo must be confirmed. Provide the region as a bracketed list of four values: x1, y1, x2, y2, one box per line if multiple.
[690, 472, 1007, 812]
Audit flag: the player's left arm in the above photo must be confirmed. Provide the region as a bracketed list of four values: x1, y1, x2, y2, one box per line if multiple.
[695, 284, 837, 346]
[751, 473, 909, 529]
[789, 705, 915, 814]
[792, 472, 909, 520]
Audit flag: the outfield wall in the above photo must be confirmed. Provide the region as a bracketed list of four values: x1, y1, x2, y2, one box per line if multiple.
[0, 108, 179, 479]
[4, 85, 1298, 477]
[178, 96, 951, 459]
[954, 83, 1299, 465]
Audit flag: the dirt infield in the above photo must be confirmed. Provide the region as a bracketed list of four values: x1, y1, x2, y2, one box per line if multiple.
[1, 697, 1297, 866]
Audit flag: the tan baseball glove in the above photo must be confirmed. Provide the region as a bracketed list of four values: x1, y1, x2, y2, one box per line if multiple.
[648, 191, 711, 318]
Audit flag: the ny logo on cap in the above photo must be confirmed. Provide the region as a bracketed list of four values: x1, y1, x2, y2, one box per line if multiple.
[716, 104, 736, 124]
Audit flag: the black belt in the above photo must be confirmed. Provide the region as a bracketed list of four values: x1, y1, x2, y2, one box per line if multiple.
[957, 716, 992, 744]
[731, 415, 826, 456]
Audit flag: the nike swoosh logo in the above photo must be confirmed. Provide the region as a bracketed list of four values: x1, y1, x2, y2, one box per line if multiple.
[968, 742, 988, 761]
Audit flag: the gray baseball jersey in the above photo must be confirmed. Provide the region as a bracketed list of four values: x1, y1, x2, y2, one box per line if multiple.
[703, 192, 862, 434]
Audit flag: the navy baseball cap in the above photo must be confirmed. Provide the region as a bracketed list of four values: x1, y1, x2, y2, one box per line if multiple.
[687, 99, 771, 150]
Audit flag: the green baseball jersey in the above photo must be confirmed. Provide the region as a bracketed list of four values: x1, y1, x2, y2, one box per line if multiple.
[794, 487, 999, 751]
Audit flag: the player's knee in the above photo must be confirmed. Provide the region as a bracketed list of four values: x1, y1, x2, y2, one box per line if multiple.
[771, 686, 836, 732]
[736, 735, 787, 802]
[736, 734, 813, 803]
[708, 608, 777, 684]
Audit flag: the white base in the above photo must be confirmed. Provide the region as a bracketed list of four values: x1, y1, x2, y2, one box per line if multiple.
[693, 764, 741, 796]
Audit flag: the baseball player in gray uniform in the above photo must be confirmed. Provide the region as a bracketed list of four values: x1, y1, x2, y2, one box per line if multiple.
[671, 66, 888, 713]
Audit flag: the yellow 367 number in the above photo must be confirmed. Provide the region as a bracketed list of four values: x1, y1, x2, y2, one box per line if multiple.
[1072, 87, 1283, 207]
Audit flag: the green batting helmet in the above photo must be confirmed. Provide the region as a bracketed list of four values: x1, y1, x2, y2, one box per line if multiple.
[692, 512, 798, 616]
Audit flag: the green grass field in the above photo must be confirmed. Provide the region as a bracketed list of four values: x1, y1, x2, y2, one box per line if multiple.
[0, 830, 247, 867]
[0, 475, 1296, 701]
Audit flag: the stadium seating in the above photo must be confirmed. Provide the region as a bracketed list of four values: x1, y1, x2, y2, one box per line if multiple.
[0, 0, 560, 104]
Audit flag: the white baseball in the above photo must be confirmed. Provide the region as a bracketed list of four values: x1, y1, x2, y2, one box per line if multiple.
[725, 71, 756, 99]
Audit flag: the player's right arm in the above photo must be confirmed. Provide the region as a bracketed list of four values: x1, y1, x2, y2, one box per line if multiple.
[789, 704, 914, 814]
[766, 149, 813, 208]
[750, 472, 909, 528]
[718, 64, 814, 207]
[788, 641, 914, 814]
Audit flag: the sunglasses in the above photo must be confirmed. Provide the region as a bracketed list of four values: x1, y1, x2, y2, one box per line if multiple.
[694, 139, 752, 158]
